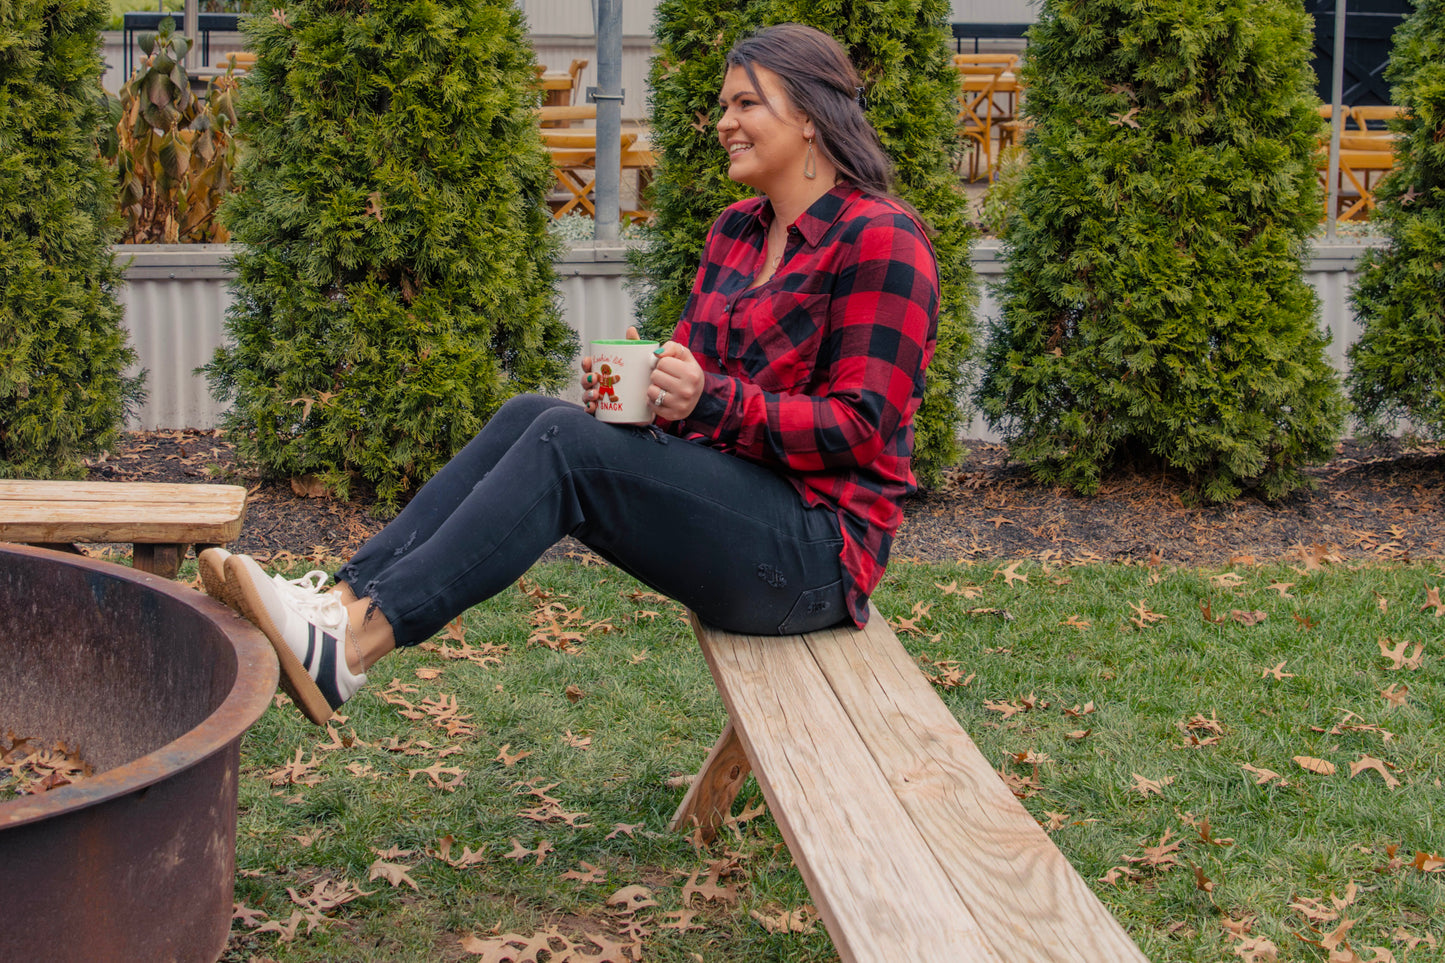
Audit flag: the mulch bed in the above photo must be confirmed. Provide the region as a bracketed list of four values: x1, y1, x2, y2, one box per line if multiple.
[83, 429, 1445, 569]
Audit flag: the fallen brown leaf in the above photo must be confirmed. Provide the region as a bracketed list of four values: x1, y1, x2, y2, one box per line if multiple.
[1348, 755, 1400, 789]
[1130, 773, 1175, 796]
[368, 858, 420, 890]
[1293, 755, 1337, 776]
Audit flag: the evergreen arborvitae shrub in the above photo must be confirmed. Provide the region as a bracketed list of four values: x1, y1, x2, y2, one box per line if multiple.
[1346, 0, 1445, 441]
[974, 0, 1345, 502]
[633, 0, 976, 486]
[1, 0, 143, 477]
[206, 0, 575, 509]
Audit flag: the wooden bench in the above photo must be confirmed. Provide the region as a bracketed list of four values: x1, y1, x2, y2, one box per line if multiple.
[0, 480, 247, 578]
[671, 607, 1148, 962]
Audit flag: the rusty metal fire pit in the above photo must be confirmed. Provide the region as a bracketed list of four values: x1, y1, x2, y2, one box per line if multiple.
[0, 543, 278, 963]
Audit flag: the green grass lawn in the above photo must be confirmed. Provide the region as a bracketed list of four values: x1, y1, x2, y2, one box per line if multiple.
[216, 553, 1444, 962]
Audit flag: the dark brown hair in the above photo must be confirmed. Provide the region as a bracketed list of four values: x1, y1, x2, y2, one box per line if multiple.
[726, 23, 896, 200]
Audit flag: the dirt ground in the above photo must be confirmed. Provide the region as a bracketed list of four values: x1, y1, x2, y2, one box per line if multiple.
[83, 429, 1445, 569]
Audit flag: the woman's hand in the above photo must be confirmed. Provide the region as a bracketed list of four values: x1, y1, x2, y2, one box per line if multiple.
[582, 327, 702, 419]
[581, 327, 639, 413]
[650, 340, 704, 421]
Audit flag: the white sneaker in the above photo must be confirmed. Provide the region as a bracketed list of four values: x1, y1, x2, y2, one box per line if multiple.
[198, 547, 239, 612]
[227, 553, 367, 725]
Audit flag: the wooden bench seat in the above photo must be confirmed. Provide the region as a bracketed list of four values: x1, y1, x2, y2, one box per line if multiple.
[0, 480, 247, 578]
[672, 607, 1148, 962]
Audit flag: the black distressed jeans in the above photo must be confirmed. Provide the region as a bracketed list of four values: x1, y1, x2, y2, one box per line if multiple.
[336, 394, 848, 645]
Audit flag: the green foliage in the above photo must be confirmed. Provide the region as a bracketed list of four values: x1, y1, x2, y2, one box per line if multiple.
[631, 0, 977, 487]
[108, 18, 241, 243]
[1346, 0, 1445, 442]
[206, 0, 576, 510]
[974, 0, 1345, 503]
[0, 0, 143, 478]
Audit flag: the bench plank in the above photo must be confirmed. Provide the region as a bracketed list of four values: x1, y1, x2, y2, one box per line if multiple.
[808, 612, 1147, 961]
[689, 609, 1147, 963]
[694, 613, 1004, 963]
[0, 480, 246, 544]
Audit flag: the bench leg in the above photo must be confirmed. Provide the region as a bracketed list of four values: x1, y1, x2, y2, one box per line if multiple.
[132, 543, 187, 579]
[669, 719, 753, 843]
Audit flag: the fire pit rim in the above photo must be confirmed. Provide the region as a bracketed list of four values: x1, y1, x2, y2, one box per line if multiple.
[0, 544, 280, 830]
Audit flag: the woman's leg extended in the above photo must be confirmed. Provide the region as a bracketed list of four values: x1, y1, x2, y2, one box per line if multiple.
[337, 394, 573, 591]
[355, 404, 847, 644]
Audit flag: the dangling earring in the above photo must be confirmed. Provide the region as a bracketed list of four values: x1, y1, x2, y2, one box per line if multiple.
[803, 137, 817, 180]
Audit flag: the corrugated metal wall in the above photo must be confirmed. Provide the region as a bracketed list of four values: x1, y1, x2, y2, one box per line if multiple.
[119, 239, 1384, 442]
[949, 0, 1039, 24]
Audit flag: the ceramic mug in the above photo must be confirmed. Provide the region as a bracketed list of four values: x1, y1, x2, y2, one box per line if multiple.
[590, 339, 659, 425]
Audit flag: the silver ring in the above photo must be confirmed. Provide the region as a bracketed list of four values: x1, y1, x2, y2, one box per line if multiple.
[653, 389, 668, 407]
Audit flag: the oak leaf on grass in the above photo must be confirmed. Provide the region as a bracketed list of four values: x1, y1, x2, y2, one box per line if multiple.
[368, 858, 420, 890]
[1129, 599, 1167, 628]
[1293, 755, 1337, 776]
[750, 905, 819, 934]
[1124, 830, 1183, 872]
[1242, 763, 1285, 786]
[1378, 638, 1424, 670]
[496, 744, 531, 767]
[1130, 773, 1175, 796]
[561, 861, 606, 883]
[1421, 585, 1444, 617]
[1262, 661, 1295, 680]
[997, 560, 1028, 585]
[1232, 937, 1279, 962]
[1348, 755, 1400, 788]
[1381, 683, 1409, 708]
[607, 885, 660, 912]
[503, 838, 553, 866]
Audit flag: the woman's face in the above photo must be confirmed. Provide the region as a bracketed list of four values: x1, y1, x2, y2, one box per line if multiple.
[716, 64, 814, 196]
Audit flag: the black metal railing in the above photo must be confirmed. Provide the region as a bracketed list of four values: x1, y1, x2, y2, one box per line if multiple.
[121, 11, 242, 81]
[950, 22, 1032, 54]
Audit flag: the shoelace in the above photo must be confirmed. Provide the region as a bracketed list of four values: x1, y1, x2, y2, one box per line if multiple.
[271, 570, 347, 631]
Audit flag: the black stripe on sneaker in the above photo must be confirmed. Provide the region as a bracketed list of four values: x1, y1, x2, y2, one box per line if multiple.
[310, 624, 345, 709]
[303, 630, 317, 674]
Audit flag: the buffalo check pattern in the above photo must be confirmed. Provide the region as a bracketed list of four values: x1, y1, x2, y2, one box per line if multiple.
[665, 182, 940, 627]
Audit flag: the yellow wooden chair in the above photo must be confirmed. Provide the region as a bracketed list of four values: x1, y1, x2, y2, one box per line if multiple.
[541, 129, 637, 218]
[955, 63, 1005, 181]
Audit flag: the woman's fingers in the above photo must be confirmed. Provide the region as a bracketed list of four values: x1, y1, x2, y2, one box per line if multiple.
[649, 342, 705, 419]
[579, 354, 597, 412]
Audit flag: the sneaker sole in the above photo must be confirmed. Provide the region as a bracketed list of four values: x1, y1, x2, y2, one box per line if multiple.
[198, 549, 241, 613]
[227, 556, 338, 726]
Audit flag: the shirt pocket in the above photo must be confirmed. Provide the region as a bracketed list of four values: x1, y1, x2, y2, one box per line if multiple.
[727, 290, 830, 393]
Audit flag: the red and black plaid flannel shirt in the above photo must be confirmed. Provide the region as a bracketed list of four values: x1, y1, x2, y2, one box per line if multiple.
[664, 182, 940, 627]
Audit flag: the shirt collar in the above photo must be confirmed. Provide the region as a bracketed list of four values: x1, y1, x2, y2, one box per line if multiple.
[752, 182, 860, 247]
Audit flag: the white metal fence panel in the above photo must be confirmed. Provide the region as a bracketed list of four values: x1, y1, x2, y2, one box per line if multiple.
[116, 239, 1381, 440]
[116, 244, 235, 431]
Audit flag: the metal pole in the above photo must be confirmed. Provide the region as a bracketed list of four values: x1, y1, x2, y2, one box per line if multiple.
[592, 0, 623, 241]
[183, 0, 199, 70]
[1326, 0, 1346, 239]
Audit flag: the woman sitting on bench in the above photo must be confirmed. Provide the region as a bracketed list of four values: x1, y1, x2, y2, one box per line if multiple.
[205, 22, 941, 726]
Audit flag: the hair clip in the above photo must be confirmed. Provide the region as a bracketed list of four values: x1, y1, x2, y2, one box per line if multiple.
[855, 86, 867, 111]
